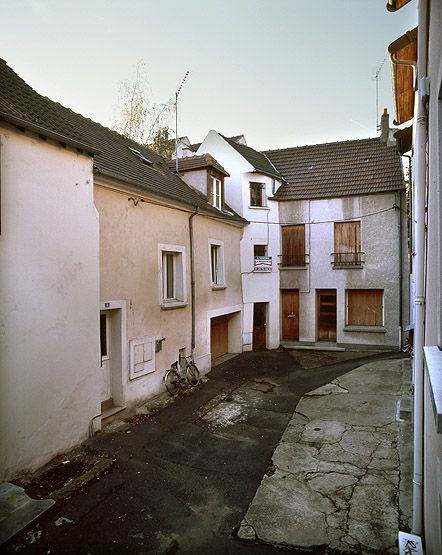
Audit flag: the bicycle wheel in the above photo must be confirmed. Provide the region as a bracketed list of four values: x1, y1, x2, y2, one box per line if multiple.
[186, 363, 200, 386]
[164, 369, 180, 395]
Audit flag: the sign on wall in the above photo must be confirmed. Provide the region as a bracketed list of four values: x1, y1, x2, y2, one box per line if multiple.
[254, 256, 272, 272]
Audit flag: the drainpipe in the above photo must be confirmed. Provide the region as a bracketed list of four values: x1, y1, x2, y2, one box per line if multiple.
[397, 190, 403, 349]
[412, 0, 428, 536]
[189, 208, 198, 358]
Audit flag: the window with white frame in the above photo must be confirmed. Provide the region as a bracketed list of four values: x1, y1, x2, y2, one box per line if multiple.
[250, 182, 266, 207]
[209, 176, 223, 210]
[209, 240, 224, 287]
[159, 245, 186, 306]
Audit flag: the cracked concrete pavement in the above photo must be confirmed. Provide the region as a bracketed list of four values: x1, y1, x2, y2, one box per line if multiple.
[238, 358, 412, 554]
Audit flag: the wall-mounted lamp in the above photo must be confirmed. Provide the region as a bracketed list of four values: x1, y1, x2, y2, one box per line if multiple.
[128, 197, 146, 206]
[155, 337, 166, 352]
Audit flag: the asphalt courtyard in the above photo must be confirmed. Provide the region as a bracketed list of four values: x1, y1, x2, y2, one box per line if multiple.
[3, 348, 406, 554]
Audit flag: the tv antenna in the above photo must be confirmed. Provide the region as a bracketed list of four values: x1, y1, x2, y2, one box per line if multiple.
[374, 59, 386, 132]
[175, 70, 190, 173]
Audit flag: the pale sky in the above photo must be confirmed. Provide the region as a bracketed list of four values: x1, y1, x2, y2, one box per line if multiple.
[0, 0, 417, 150]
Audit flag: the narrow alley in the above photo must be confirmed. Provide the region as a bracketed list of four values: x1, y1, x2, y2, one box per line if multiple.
[4, 349, 410, 554]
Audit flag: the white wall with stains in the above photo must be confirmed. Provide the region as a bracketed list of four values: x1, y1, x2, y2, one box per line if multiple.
[0, 129, 100, 480]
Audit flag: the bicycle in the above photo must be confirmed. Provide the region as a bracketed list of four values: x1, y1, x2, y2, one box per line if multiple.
[164, 355, 201, 395]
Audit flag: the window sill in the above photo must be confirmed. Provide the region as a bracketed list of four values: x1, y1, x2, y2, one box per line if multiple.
[211, 284, 226, 291]
[332, 265, 364, 270]
[343, 325, 386, 333]
[279, 265, 308, 270]
[424, 346, 442, 433]
[160, 301, 188, 310]
[248, 205, 270, 210]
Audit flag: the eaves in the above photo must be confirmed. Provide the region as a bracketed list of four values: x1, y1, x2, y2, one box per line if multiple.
[0, 111, 100, 156]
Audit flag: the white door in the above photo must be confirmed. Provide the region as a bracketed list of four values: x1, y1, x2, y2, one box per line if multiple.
[100, 311, 111, 403]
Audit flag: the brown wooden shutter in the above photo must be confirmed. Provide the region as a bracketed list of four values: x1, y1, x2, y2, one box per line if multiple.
[282, 225, 305, 266]
[334, 221, 360, 253]
[347, 289, 383, 326]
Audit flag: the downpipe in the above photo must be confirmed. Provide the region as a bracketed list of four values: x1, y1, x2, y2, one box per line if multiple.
[189, 208, 198, 359]
[412, 0, 428, 536]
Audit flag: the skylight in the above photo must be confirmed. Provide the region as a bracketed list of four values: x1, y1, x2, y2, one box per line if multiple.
[128, 147, 153, 166]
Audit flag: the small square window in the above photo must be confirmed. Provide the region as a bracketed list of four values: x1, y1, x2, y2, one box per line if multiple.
[254, 245, 267, 257]
[250, 182, 266, 207]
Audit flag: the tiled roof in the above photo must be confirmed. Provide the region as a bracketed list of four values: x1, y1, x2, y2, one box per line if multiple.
[264, 138, 404, 201]
[0, 59, 245, 223]
[166, 154, 229, 176]
[222, 134, 281, 179]
[186, 141, 201, 152]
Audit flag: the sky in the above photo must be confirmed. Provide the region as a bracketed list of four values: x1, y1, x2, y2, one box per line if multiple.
[0, 0, 417, 151]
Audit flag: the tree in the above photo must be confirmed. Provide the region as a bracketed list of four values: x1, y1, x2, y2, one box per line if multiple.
[149, 127, 175, 159]
[113, 60, 174, 154]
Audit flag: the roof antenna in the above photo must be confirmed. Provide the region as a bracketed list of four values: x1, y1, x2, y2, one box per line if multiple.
[175, 71, 190, 173]
[373, 59, 386, 133]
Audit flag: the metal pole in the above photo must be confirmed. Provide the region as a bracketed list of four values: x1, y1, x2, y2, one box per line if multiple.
[175, 91, 178, 173]
[174, 71, 189, 174]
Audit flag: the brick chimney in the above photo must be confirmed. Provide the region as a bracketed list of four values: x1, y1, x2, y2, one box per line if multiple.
[380, 108, 390, 143]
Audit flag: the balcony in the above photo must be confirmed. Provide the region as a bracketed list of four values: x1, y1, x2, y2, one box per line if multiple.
[278, 253, 309, 268]
[332, 252, 365, 268]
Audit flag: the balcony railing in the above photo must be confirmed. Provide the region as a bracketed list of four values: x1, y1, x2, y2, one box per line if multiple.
[278, 253, 309, 267]
[332, 252, 365, 267]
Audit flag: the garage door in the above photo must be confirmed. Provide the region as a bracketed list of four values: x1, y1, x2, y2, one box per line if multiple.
[211, 315, 228, 359]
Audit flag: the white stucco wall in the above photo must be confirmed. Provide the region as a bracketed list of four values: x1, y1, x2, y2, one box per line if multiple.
[279, 192, 404, 348]
[422, 4, 442, 552]
[197, 130, 254, 215]
[95, 182, 244, 408]
[197, 132, 281, 350]
[0, 129, 100, 480]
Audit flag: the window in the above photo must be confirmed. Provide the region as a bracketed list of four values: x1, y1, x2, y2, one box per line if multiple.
[254, 245, 267, 257]
[159, 245, 186, 307]
[209, 240, 224, 287]
[346, 289, 383, 327]
[208, 176, 223, 210]
[250, 182, 266, 207]
[281, 225, 306, 266]
[334, 221, 362, 266]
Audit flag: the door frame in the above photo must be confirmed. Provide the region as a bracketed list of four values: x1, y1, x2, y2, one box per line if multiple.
[281, 289, 300, 341]
[316, 289, 337, 342]
[99, 300, 127, 410]
[253, 302, 268, 351]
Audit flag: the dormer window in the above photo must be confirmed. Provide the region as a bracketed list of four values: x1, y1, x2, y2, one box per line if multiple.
[250, 182, 266, 207]
[209, 176, 223, 210]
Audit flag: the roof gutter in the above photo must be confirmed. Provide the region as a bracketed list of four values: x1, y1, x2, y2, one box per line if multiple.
[0, 111, 100, 155]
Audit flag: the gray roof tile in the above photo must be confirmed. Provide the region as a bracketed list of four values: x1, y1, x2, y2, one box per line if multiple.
[167, 154, 229, 176]
[221, 135, 281, 179]
[0, 59, 245, 223]
[264, 138, 404, 200]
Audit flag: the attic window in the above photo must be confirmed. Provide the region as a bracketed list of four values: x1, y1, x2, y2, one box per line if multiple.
[128, 147, 153, 166]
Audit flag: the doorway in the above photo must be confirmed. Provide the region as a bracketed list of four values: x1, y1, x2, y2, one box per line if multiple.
[211, 315, 229, 360]
[253, 302, 267, 351]
[281, 290, 299, 340]
[100, 310, 112, 410]
[316, 289, 337, 342]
